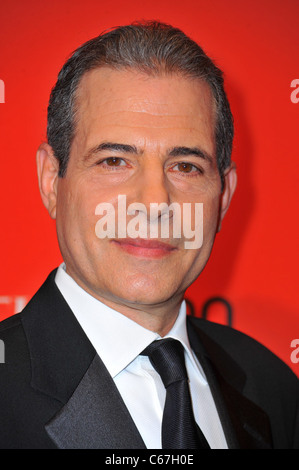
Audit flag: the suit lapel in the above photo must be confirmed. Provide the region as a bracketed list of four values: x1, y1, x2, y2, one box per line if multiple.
[45, 354, 146, 449]
[21, 270, 145, 449]
[187, 318, 273, 449]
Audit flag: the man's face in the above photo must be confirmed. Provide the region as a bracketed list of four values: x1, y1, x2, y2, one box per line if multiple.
[39, 68, 236, 314]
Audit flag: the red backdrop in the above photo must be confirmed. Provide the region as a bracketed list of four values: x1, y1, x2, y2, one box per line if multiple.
[0, 0, 298, 375]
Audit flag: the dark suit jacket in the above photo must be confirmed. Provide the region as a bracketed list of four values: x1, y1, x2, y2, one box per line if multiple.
[0, 269, 298, 449]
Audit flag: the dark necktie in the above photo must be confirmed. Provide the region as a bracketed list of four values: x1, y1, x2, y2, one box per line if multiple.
[141, 338, 210, 449]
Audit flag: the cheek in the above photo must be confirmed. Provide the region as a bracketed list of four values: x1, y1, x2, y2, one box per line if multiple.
[56, 181, 95, 244]
[203, 199, 220, 239]
[189, 189, 220, 252]
[183, 189, 221, 242]
[183, 203, 220, 282]
[56, 179, 124, 256]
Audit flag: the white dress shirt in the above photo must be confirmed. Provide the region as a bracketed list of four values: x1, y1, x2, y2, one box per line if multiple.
[55, 263, 228, 449]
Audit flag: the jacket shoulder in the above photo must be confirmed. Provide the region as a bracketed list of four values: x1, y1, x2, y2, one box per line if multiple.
[189, 317, 299, 448]
[0, 313, 28, 363]
[189, 317, 298, 382]
[0, 312, 22, 332]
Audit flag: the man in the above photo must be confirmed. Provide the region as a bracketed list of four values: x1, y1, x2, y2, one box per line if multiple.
[0, 21, 298, 449]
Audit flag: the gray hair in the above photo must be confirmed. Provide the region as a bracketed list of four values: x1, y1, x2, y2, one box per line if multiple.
[47, 21, 234, 186]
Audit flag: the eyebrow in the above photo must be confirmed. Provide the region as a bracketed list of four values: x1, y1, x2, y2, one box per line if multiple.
[84, 142, 213, 164]
[83, 142, 139, 161]
[168, 146, 213, 163]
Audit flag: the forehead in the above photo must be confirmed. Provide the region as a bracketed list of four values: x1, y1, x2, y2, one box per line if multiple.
[73, 67, 216, 154]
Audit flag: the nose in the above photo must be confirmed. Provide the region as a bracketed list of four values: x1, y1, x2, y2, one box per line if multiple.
[133, 160, 171, 216]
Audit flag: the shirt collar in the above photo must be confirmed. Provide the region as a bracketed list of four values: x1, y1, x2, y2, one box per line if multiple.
[55, 263, 205, 381]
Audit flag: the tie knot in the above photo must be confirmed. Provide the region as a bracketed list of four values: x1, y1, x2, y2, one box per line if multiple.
[141, 338, 188, 388]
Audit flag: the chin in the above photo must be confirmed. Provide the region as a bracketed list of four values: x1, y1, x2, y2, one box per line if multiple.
[114, 276, 182, 307]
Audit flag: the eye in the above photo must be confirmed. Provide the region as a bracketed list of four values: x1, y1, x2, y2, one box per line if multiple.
[102, 157, 126, 167]
[171, 162, 203, 175]
[96, 156, 129, 169]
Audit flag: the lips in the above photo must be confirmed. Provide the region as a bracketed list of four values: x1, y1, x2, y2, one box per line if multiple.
[112, 238, 177, 258]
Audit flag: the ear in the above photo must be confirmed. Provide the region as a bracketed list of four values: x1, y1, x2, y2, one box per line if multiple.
[217, 161, 237, 232]
[36, 142, 59, 219]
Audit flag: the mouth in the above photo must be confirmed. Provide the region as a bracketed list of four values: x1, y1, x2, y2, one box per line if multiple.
[111, 238, 178, 259]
